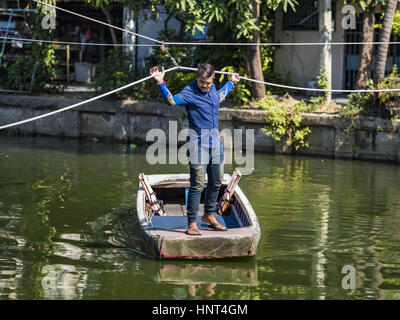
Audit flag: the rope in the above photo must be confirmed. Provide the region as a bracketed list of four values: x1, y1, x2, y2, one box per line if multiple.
[33, 0, 162, 44]
[1, 0, 399, 133]
[164, 41, 400, 47]
[177, 66, 400, 93]
[13, 1, 400, 47]
[3, 38, 400, 48]
[3, 63, 398, 132]
[34, 0, 400, 49]
[0, 67, 179, 130]
[161, 41, 179, 67]
[28, 3, 394, 94]
[0, 36, 162, 47]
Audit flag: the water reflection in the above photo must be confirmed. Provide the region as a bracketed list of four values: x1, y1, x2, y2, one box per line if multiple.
[135, 258, 258, 299]
[1, 136, 400, 299]
[310, 186, 330, 300]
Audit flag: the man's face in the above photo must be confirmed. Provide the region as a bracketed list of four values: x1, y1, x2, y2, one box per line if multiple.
[196, 75, 214, 93]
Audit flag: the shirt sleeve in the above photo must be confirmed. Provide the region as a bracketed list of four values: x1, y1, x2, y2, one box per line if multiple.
[158, 81, 188, 106]
[217, 80, 235, 103]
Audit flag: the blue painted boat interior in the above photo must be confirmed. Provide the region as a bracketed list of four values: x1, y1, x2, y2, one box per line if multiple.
[145, 214, 240, 231]
[145, 186, 246, 231]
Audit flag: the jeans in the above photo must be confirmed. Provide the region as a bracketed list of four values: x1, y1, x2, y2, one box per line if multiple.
[187, 143, 224, 223]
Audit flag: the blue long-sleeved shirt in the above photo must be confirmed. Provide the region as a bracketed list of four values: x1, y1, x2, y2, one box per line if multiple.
[158, 79, 235, 148]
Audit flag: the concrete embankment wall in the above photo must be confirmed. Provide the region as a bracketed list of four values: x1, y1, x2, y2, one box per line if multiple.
[1, 95, 400, 163]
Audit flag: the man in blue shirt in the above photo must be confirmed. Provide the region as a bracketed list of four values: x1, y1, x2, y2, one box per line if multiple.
[150, 63, 240, 235]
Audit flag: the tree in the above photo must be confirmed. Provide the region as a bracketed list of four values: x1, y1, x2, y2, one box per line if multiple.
[87, 0, 119, 46]
[374, 0, 398, 83]
[353, 0, 380, 89]
[393, 9, 400, 36]
[89, 0, 298, 100]
[100, 4, 118, 47]
[248, 0, 265, 99]
[355, 11, 375, 88]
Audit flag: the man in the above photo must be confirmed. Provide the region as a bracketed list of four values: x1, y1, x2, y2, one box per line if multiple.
[150, 63, 240, 235]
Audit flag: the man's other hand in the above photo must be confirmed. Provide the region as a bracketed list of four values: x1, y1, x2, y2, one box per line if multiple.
[150, 66, 165, 84]
[230, 73, 240, 84]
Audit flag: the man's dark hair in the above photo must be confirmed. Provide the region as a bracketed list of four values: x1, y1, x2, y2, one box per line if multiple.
[196, 63, 215, 79]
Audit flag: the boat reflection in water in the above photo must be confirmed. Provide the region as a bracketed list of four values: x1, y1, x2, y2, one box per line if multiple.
[143, 258, 258, 298]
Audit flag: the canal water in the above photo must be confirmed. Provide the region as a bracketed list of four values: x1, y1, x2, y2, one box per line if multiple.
[1, 136, 400, 300]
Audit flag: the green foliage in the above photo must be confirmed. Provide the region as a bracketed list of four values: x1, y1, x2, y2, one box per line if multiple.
[101, 0, 300, 36]
[191, 22, 251, 104]
[341, 87, 370, 117]
[6, 8, 56, 92]
[7, 57, 35, 91]
[0, 128, 19, 137]
[309, 68, 329, 109]
[92, 48, 134, 99]
[137, 29, 196, 100]
[220, 66, 252, 105]
[91, 0, 298, 103]
[260, 97, 311, 150]
[375, 7, 399, 30]
[143, 22, 256, 105]
[344, 0, 381, 12]
[135, 72, 195, 102]
[189, 6, 284, 104]
[153, 29, 196, 67]
[376, 65, 400, 118]
[266, 0, 298, 12]
[0, 56, 9, 88]
[232, 81, 252, 105]
[342, 67, 400, 118]
[7, 44, 56, 92]
[118, 0, 298, 48]
[393, 10, 400, 35]
[163, 71, 196, 94]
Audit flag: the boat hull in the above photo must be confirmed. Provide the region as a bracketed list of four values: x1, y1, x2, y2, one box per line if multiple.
[136, 174, 261, 259]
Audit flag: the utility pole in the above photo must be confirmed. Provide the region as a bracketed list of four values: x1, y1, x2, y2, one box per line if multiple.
[319, 0, 332, 104]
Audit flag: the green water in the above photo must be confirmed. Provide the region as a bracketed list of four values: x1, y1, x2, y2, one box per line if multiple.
[1, 136, 400, 300]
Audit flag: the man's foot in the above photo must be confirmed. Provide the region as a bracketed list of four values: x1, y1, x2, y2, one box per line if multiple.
[185, 228, 202, 236]
[201, 214, 227, 231]
[185, 222, 202, 236]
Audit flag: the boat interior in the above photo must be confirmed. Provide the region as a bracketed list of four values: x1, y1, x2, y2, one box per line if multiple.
[144, 185, 251, 231]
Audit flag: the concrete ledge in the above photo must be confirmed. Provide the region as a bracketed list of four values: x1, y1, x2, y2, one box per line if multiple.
[1, 94, 399, 163]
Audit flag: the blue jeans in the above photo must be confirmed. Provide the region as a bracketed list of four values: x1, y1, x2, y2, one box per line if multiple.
[187, 144, 224, 223]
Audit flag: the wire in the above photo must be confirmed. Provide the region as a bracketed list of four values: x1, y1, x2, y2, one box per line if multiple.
[33, 0, 162, 44]
[1, 0, 399, 134]
[34, 1, 400, 48]
[0, 66, 179, 131]
[164, 41, 400, 46]
[0, 36, 162, 47]
[177, 66, 400, 93]
[2, 63, 399, 132]
[161, 42, 179, 67]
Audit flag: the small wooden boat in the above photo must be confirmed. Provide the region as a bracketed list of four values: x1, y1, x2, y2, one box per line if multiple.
[136, 173, 261, 259]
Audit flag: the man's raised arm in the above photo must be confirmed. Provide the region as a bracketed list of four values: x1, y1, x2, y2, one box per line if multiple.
[150, 66, 184, 106]
[217, 73, 241, 103]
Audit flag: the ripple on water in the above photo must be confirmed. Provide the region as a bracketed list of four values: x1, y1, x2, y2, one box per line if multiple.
[2, 137, 400, 299]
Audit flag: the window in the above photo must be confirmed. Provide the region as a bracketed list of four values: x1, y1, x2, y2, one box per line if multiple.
[282, 0, 336, 31]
